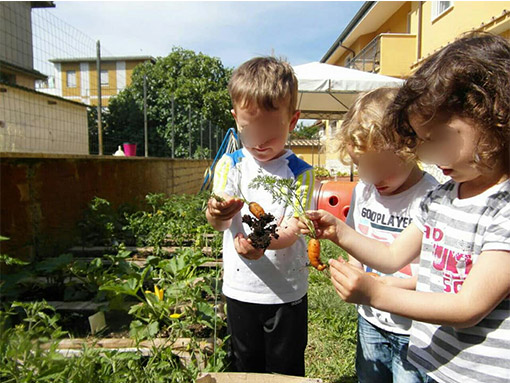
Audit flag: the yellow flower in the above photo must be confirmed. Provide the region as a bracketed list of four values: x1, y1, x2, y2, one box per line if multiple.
[146, 286, 164, 301]
[170, 313, 182, 319]
[154, 285, 164, 301]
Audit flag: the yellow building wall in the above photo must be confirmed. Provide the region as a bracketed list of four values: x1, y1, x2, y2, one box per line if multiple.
[375, 2, 411, 35]
[60, 63, 82, 100]
[379, 33, 417, 78]
[335, 2, 411, 67]
[290, 146, 326, 167]
[125, 60, 145, 87]
[88, 61, 117, 106]
[333, 2, 509, 74]
[419, 1, 509, 58]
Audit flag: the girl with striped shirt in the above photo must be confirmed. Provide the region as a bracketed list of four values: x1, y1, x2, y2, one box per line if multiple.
[299, 33, 510, 383]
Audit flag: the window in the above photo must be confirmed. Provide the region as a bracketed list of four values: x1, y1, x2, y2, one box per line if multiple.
[431, 1, 453, 21]
[66, 70, 76, 88]
[100, 70, 109, 87]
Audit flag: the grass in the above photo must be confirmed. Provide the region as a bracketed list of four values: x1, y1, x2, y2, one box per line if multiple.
[305, 240, 358, 383]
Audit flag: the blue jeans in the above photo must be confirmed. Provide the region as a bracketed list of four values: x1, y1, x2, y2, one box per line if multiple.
[356, 315, 428, 383]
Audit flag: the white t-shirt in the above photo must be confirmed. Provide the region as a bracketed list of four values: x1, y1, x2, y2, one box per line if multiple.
[346, 173, 438, 334]
[409, 179, 510, 383]
[212, 148, 315, 304]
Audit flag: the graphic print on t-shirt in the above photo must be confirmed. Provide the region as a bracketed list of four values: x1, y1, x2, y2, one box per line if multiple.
[358, 207, 413, 276]
[424, 224, 473, 293]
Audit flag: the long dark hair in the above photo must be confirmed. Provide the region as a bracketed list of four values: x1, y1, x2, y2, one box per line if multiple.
[385, 32, 510, 169]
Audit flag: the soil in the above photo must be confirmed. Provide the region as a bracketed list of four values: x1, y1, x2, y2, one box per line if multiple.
[241, 213, 279, 249]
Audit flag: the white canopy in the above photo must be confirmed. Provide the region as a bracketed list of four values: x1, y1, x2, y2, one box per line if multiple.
[293, 62, 404, 119]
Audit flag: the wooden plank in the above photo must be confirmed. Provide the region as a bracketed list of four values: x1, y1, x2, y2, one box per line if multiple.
[46, 301, 110, 311]
[197, 373, 323, 383]
[68, 245, 219, 257]
[70, 256, 222, 268]
[43, 336, 217, 356]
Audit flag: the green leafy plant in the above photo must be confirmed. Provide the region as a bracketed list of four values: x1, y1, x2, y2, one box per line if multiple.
[314, 166, 331, 178]
[249, 173, 316, 238]
[77, 197, 134, 247]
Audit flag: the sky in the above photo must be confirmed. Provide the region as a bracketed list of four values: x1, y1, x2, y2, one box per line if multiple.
[42, 1, 364, 69]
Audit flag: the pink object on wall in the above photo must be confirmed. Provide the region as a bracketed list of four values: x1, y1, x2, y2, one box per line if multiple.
[123, 143, 137, 157]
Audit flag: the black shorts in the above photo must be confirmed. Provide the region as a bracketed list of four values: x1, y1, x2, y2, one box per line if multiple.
[225, 294, 308, 376]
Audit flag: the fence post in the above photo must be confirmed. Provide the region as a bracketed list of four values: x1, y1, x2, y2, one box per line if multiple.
[209, 121, 212, 159]
[143, 75, 148, 157]
[200, 119, 203, 152]
[215, 125, 219, 154]
[96, 40, 103, 155]
[171, 95, 175, 158]
[188, 104, 192, 158]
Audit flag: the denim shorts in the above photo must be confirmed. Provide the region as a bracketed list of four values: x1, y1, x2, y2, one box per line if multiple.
[356, 314, 428, 383]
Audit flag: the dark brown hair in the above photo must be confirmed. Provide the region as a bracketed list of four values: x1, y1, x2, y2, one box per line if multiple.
[385, 32, 510, 168]
[228, 56, 298, 116]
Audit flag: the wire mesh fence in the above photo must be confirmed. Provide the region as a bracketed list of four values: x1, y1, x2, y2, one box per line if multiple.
[0, 3, 232, 158]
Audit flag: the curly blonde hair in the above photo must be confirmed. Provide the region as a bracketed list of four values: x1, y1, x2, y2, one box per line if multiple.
[333, 87, 414, 165]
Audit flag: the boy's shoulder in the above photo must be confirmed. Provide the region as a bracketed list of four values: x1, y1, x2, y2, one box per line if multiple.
[223, 149, 245, 166]
[285, 151, 313, 178]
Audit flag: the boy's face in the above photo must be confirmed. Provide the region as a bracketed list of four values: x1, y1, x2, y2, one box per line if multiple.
[232, 101, 300, 162]
[348, 148, 416, 196]
[409, 113, 481, 183]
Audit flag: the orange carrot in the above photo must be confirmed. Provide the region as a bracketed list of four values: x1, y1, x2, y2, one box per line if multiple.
[248, 202, 265, 219]
[366, 272, 380, 278]
[308, 238, 326, 271]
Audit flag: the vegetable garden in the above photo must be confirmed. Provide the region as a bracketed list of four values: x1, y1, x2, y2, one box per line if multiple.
[0, 192, 357, 382]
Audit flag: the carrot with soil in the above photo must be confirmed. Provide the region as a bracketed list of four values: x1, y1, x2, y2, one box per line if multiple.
[250, 172, 328, 271]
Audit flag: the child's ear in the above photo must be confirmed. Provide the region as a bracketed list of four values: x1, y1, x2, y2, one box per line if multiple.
[288, 110, 301, 132]
[231, 109, 240, 128]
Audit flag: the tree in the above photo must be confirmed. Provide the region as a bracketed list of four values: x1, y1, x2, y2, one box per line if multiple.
[290, 121, 321, 139]
[102, 47, 234, 157]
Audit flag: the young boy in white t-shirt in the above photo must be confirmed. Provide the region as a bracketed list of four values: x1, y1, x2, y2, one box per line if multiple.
[206, 57, 314, 376]
[333, 88, 438, 382]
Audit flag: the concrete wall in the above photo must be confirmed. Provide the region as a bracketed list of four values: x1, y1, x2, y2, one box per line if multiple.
[0, 84, 89, 154]
[0, 153, 212, 259]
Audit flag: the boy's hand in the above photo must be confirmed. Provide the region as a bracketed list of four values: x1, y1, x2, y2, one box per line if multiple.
[207, 195, 243, 221]
[329, 257, 381, 306]
[298, 209, 343, 242]
[234, 233, 265, 260]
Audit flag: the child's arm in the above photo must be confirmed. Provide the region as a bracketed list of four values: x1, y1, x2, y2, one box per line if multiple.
[267, 216, 301, 250]
[300, 210, 422, 273]
[379, 275, 417, 290]
[329, 250, 510, 328]
[206, 194, 244, 231]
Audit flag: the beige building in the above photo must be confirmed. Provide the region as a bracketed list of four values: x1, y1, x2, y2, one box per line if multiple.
[41, 56, 155, 106]
[0, 1, 89, 154]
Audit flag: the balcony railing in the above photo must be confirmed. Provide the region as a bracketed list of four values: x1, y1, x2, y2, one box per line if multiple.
[346, 35, 381, 73]
[346, 33, 417, 77]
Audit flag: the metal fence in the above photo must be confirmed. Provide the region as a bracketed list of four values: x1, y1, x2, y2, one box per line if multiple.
[0, 3, 230, 158]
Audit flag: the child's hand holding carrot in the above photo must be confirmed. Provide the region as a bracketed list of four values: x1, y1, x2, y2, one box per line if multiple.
[298, 210, 344, 244]
[206, 194, 244, 231]
[329, 257, 383, 306]
[233, 233, 265, 260]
